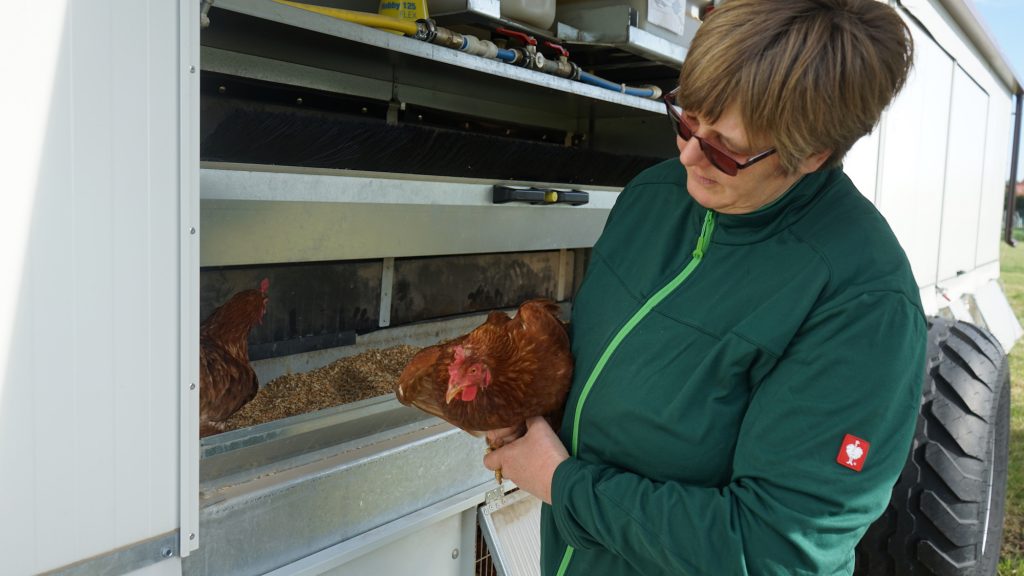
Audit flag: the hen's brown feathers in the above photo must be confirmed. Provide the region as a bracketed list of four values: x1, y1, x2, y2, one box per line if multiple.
[395, 299, 573, 433]
[199, 283, 268, 437]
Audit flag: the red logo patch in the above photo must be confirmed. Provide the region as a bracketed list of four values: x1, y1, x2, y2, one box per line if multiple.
[837, 434, 870, 472]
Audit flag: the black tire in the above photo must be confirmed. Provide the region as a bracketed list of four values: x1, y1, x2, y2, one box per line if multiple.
[854, 318, 1011, 575]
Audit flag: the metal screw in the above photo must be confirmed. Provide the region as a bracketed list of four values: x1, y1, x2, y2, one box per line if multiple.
[190, 227, 196, 235]
[417, 114, 423, 121]
[190, 383, 196, 390]
[296, 97, 303, 105]
[218, 85, 226, 94]
[161, 547, 173, 558]
[189, 65, 196, 74]
[189, 532, 196, 541]
[361, 107, 368, 113]
[451, 548, 459, 559]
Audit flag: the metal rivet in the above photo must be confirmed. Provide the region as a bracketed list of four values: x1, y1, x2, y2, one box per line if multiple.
[161, 548, 173, 558]
[190, 227, 196, 235]
[361, 107, 368, 113]
[218, 85, 226, 94]
[296, 97, 303, 105]
[417, 114, 423, 121]
[189, 65, 196, 73]
[190, 383, 196, 390]
[189, 532, 196, 541]
[451, 548, 459, 559]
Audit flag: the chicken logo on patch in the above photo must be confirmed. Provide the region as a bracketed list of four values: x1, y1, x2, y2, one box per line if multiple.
[837, 434, 870, 472]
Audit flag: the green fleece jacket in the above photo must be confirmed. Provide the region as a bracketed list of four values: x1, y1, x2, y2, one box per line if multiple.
[541, 159, 926, 576]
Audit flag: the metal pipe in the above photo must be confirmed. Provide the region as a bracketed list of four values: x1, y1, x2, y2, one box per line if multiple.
[578, 71, 660, 99]
[1003, 90, 1022, 245]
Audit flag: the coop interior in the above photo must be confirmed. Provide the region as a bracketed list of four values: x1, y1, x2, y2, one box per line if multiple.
[198, 0, 687, 566]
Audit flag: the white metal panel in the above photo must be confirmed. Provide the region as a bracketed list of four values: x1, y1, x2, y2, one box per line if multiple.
[0, 1, 70, 572]
[875, 21, 953, 288]
[937, 66, 989, 281]
[975, 280, 1024, 352]
[975, 88, 1013, 268]
[899, 0, 1007, 98]
[0, 0, 185, 573]
[843, 128, 881, 203]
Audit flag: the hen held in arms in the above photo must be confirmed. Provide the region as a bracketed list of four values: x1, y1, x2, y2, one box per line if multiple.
[199, 278, 269, 437]
[395, 299, 573, 483]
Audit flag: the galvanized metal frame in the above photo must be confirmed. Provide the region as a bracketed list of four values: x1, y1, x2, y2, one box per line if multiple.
[40, 531, 179, 576]
[199, 163, 619, 266]
[184, 423, 495, 575]
[262, 483, 489, 575]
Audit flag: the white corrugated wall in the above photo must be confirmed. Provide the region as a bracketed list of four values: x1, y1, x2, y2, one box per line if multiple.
[843, 1, 1015, 308]
[0, 1, 193, 574]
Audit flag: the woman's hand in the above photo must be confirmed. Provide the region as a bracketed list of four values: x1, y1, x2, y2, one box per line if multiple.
[483, 416, 569, 505]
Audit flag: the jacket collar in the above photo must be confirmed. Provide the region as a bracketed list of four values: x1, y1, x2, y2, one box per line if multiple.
[689, 168, 844, 245]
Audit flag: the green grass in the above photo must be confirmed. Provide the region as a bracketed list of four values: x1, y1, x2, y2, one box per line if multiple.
[998, 239, 1024, 575]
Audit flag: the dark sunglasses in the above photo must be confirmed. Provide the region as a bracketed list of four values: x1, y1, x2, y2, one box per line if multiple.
[663, 87, 776, 176]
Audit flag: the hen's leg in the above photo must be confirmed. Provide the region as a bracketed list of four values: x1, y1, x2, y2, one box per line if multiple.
[485, 441, 503, 485]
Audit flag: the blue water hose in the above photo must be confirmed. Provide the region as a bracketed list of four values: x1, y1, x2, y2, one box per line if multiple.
[495, 48, 518, 63]
[579, 71, 658, 98]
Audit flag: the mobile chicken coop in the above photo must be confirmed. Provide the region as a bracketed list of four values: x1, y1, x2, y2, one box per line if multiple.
[2, 0, 1022, 575]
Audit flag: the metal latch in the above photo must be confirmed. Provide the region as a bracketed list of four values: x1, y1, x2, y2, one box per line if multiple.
[492, 185, 589, 206]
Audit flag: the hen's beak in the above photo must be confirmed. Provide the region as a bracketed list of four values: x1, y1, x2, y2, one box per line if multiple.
[445, 384, 463, 404]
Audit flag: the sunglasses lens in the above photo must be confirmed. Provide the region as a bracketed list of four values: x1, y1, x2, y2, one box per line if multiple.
[676, 116, 692, 140]
[703, 144, 739, 176]
[667, 103, 745, 177]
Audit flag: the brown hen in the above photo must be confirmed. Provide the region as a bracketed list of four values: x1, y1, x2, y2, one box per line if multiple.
[395, 299, 573, 477]
[199, 278, 269, 437]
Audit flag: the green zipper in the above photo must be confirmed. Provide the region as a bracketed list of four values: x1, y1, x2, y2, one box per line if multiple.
[555, 209, 716, 576]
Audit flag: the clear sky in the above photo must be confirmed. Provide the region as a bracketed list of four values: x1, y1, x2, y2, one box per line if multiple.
[971, 0, 1024, 180]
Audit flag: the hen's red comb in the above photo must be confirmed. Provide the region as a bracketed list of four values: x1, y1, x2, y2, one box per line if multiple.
[260, 278, 270, 293]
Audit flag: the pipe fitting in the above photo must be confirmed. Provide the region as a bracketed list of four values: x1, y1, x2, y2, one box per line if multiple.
[414, 18, 437, 42]
[538, 58, 578, 79]
[641, 85, 662, 99]
[463, 35, 499, 59]
[425, 22, 466, 49]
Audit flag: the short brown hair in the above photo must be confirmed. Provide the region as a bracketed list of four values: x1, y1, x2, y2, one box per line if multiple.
[677, 0, 913, 173]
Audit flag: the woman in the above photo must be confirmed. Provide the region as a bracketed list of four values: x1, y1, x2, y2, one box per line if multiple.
[484, 0, 924, 574]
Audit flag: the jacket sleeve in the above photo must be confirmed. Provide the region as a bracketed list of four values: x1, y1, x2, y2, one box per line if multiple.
[549, 291, 926, 575]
